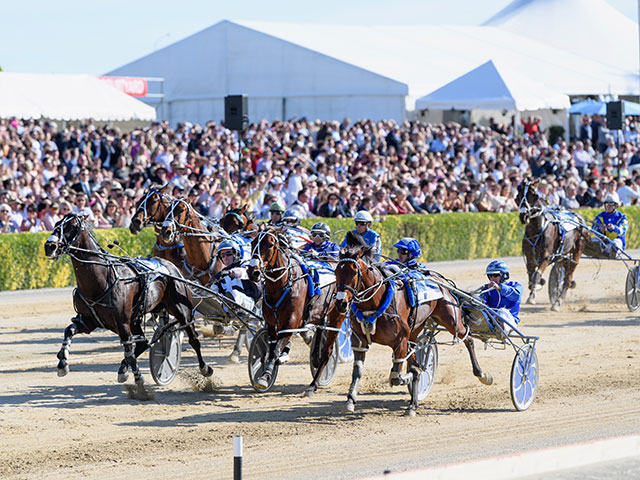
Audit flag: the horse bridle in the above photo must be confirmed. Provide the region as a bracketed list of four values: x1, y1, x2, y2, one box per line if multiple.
[335, 257, 385, 305]
[47, 214, 86, 258]
[518, 182, 544, 222]
[135, 190, 167, 227]
[249, 230, 292, 283]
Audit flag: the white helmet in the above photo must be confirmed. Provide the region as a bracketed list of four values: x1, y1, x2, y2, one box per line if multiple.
[354, 210, 374, 224]
[603, 192, 620, 206]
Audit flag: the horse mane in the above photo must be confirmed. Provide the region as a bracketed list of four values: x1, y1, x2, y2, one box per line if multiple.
[342, 231, 375, 262]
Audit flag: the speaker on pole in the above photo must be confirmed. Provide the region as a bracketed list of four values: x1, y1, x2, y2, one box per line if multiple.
[224, 95, 248, 131]
[606, 100, 624, 130]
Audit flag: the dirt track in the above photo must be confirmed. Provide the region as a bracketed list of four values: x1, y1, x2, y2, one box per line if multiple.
[1, 255, 639, 480]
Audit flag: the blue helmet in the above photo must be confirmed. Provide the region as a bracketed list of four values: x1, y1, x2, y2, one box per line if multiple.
[485, 260, 510, 280]
[393, 238, 421, 259]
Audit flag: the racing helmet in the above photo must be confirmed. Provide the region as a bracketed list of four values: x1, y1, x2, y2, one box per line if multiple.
[283, 209, 302, 226]
[485, 260, 510, 281]
[269, 202, 286, 213]
[311, 222, 331, 240]
[393, 238, 421, 259]
[354, 210, 374, 224]
[603, 193, 620, 207]
[217, 239, 241, 261]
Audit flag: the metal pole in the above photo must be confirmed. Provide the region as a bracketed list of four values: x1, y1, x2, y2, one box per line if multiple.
[233, 435, 242, 480]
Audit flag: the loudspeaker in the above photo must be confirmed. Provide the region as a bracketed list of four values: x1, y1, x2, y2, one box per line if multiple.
[606, 100, 624, 130]
[224, 95, 248, 131]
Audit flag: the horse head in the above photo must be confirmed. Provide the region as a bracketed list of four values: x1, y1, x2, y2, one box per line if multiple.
[334, 241, 374, 314]
[161, 197, 194, 244]
[248, 225, 289, 282]
[220, 204, 251, 234]
[515, 179, 542, 225]
[130, 186, 171, 234]
[44, 213, 87, 259]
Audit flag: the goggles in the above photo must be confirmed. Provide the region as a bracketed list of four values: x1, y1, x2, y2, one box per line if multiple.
[355, 221, 369, 226]
[397, 248, 410, 256]
[219, 251, 235, 259]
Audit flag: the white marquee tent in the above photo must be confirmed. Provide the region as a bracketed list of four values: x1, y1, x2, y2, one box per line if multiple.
[107, 21, 408, 125]
[0, 72, 156, 121]
[415, 60, 571, 111]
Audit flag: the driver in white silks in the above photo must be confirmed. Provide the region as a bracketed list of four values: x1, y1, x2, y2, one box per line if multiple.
[481, 260, 523, 336]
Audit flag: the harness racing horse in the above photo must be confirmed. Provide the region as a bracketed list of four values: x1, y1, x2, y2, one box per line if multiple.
[247, 225, 336, 390]
[44, 213, 213, 385]
[130, 186, 186, 271]
[516, 179, 589, 310]
[329, 232, 492, 416]
[219, 204, 258, 235]
[161, 198, 224, 286]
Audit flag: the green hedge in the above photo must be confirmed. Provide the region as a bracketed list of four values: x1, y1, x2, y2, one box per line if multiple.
[2, 207, 639, 291]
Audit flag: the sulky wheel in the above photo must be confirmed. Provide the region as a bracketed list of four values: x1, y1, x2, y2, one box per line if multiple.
[309, 328, 338, 387]
[337, 317, 354, 363]
[244, 319, 264, 351]
[248, 328, 278, 393]
[149, 316, 182, 386]
[547, 263, 565, 306]
[625, 266, 640, 312]
[510, 343, 539, 411]
[411, 334, 438, 402]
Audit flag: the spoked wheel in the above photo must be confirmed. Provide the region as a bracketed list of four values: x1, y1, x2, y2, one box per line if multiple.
[248, 328, 278, 393]
[510, 343, 539, 411]
[625, 266, 640, 312]
[337, 317, 354, 363]
[243, 319, 264, 351]
[548, 263, 565, 306]
[149, 315, 182, 386]
[309, 328, 338, 387]
[411, 333, 438, 402]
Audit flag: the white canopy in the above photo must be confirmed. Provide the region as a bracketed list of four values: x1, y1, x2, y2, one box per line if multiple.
[483, 0, 639, 75]
[0, 72, 157, 121]
[415, 60, 571, 111]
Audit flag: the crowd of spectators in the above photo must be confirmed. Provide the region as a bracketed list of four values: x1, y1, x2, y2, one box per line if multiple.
[2, 113, 640, 235]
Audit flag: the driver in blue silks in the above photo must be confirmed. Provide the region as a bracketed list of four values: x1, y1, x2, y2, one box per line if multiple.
[391, 237, 428, 270]
[301, 222, 339, 258]
[593, 193, 628, 256]
[482, 260, 523, 335]
[340, 210, 381, 260]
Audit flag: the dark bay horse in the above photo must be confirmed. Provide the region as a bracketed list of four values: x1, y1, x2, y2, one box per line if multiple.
[130, 186, 186, 272]
[325, 232, 491, 416]
[515, 179, 590, 310]
[219, 204, 258, 234]
[247, 225, 336, 390]
[44, 213, 213, 384]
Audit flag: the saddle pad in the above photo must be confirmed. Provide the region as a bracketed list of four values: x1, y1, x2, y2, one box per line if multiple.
[307, 260, 336, 289]
[546, 208, 578, 233]
[135, 257, 172, 282]
[404, 270, 443, 305]
[286, 226, 311, 250]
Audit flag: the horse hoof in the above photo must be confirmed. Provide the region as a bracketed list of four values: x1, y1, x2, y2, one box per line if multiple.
[342, 401, 355, 414]
[135, 375, 145, 385]
[479, 373, 494, 386]
[526, 296, 536, 305]
[278, 352, 289, 364]
[404, 408, 417, 417]
[551, 304, 561, 312]
[569, 280, 576, 289]
[117, 372, 129, 383]
[227, 353, 241, 364]
[200, 365, 214, 377]
[303, 388, 315, 399]
[57, 365, 69, 377]
[254, 377, 269, 390]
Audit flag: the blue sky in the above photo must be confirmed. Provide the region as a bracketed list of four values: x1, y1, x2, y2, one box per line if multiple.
[1, 0, 636, 75]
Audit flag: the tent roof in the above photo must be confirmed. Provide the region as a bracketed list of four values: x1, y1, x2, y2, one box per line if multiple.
[0, 72, 157, 121]
[236, 21, 638, 100]
[483, 0, 638, 74]
[415, 60, 571, 111]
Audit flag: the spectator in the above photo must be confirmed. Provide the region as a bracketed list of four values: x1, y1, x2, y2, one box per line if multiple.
[0, 203, 20, 233]
[317, 192, 345, 218]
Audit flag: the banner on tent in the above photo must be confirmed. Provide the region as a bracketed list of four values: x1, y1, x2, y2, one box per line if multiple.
[98, 76, 148, 97]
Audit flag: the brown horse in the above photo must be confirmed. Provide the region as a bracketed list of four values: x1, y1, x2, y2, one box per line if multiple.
[219, 204, 258, 234]
[130, 186, 186, 271]
[325, 232, 491, 416]
[515, 179, 590, 310]
[161, 197, 224, 285]
[44, 213, 213, 384]
[247, 225, 335, 390]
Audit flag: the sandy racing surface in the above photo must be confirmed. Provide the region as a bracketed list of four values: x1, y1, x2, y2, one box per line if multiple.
[1, 255, 639, 480]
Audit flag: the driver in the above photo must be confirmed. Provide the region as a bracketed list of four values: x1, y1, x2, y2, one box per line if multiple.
[267, 202, 286, 225]
[482, 260, 523, 336]
[214, 239, 262, 307]
[301, 222, 339, 258]
[391, 238, 427, 270]
[593, 193, 628, 256]
[340, 210, 381, 260]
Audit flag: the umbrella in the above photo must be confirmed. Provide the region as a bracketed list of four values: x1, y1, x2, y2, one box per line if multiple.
[568, 99, 640, 116]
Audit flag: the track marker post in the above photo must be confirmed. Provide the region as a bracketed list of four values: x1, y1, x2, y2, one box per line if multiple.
[234, 435, 242, 480]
